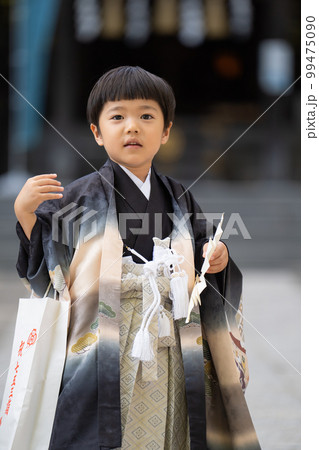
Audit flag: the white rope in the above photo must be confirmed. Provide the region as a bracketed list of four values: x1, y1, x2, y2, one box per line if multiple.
[127, 244, 189, 361]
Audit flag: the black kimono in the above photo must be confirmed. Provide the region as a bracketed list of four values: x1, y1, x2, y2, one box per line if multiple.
[16, 159, 260, 449]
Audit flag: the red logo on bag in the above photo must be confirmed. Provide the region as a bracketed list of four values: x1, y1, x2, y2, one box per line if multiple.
[4, 362, 19, 416]
[27, 329, 37, 347]
[18, 340, 25, 357]
[0, 328, 39, 423]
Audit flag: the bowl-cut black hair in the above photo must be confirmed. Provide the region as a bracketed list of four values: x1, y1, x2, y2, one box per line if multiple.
[87, 66, 176, 130]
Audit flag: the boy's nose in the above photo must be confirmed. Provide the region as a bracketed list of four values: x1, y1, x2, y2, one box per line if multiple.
[125, 119, 139, 134]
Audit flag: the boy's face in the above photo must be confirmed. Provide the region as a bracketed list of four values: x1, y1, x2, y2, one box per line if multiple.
[90, 99, 172, 180]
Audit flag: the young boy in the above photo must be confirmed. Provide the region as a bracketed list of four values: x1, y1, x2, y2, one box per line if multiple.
[14, 66, 260, 449]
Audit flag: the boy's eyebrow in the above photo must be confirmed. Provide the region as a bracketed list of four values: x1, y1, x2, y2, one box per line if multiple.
[138, 105, 159, 112]
[105, 104, 159, 113]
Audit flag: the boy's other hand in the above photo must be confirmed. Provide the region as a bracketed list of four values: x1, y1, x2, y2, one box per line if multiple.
[15, 174, 64, 214]
[202, 241, 228, 274]
[14, 174, 64, 239]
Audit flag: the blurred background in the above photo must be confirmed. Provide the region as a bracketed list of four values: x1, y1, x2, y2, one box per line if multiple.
[0, 0, 300, 448]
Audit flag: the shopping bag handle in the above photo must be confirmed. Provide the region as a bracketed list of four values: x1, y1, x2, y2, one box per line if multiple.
[31, 281, 57, 300]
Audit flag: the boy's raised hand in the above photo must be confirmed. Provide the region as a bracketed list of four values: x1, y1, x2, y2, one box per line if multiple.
[14, 174, 64, 240]
[202, 241, 229, 274]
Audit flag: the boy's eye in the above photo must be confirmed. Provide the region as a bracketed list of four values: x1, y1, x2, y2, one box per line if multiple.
[141, 114, 153, 120]
[111, 115, 123, 120]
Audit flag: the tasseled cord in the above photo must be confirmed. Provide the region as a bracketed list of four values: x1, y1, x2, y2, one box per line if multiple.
[131, 262, 161, 361]
[169, 270, 189, 320]
[158, 305, 171, 337]
[162, 249, 189, 320]
[126, 245, 189, 362]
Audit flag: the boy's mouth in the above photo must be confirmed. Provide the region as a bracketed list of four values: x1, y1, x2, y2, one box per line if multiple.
[124, 140, 142, 147]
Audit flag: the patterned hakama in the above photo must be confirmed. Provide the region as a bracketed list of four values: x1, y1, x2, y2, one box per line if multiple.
[119, 257, 190, 449]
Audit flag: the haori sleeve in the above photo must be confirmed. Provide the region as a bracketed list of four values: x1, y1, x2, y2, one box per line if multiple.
[16, 216, 50, 295]
[16, 199, 73, 297]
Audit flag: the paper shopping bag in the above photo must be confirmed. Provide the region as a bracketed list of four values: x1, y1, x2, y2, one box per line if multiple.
[0, 295, 69, 450]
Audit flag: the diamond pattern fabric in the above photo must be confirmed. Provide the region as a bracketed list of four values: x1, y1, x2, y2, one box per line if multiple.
[118, 257, 190, 449]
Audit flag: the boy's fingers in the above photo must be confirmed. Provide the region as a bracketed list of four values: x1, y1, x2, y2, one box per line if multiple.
[209, 259, 222, 267]
[39, 193, 63, 200]
[32, 173, 58, 180]
[202, 243, 227, 264]
[210, 243, 227, 260]
[38, 185, 64, 193]
[206, 264, 224, 274]
[214, 243, 224, 256]
[203, 247, 222, 261]
[33, 179, 62, 186]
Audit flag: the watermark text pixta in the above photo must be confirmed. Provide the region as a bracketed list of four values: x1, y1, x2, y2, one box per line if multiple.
[52, 203, 251, 248]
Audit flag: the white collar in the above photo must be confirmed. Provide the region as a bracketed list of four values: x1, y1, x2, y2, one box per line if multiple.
[119, 165, 151, 200]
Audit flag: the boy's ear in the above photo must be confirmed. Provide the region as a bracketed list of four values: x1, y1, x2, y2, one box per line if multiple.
[161, 121, 173, 145]
[90, 124, 104, 146]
